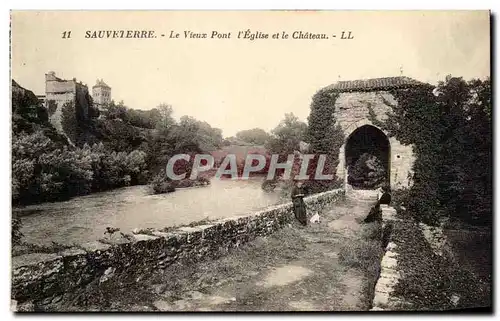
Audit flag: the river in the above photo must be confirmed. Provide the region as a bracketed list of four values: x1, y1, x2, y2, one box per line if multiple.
[14, 178, 286, 247]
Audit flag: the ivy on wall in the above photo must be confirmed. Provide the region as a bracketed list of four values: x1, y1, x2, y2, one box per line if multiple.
[47, 100, 58, 116]
[305, 88, 345, 192]
[61, 101, 79, 144]
[367, 78, 491, 226]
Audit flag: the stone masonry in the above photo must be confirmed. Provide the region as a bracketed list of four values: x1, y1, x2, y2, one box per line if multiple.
[11, 189, 345, 308]
[371, 204, 402, 311]
[324, 77, 431, 190]
[45, 71, 90, 133]
[92, 79, 111, 110]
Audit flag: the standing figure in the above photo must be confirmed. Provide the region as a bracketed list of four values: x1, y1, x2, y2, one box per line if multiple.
[379, 182, 391, 205]
[291, 180, 308, 226]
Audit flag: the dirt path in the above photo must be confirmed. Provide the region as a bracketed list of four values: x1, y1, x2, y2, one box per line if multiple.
[67, 192, 380, 312]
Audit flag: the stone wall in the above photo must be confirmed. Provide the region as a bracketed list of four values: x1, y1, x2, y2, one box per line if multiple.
[44, 72, 90, 136]
[371, 205, 401, 311]
[11, 189, 344, 307]
[333, 91, 415, 189]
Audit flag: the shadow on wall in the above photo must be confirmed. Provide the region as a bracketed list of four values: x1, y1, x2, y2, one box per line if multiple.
[345, 125, 390, 190]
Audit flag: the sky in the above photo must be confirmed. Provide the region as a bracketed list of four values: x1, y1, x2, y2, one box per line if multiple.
[11, 10, 490, 137]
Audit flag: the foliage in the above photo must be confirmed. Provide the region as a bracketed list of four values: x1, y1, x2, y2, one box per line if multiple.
[12, 131, 91, 203]
[11, 130, 150, 204]
[435, 77, 492, 226]
[61, 102, 79, 143]
[304, 88, 345, 192]
[235, 128, 271, 145]
[174, 116, 223, 152]
[222, 136, 256, 146]
[149, 171, 176, 194]
[11, 81, 225, 205]
[338, 221, 384, 309]
[348, 152, 386, 189]
[307, 88, 343, 153]
[92, 118, 149, 153]
[392, 219, 491, 310]
[11, 80, 68, 146]
[141, 110, 223, 174]
[66, 99, 222, 174]
[83, 143, 149, 190]
[370, 76, 491, 226]
[60, 92, 100, 146]
[12, 217, 23, 246]
[339, 222, 383, 269]
[266, 113, 307, 155]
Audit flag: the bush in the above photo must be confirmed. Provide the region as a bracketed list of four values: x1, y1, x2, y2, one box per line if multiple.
[369, 77, 491, 226]
[361, 221, 383, 240]
[392, 219, 491, 310]
[348, 153, 386, 189]
[12, 132, 93, 203]
[303, 179, 342, 194]
[174, 177, 210, 188]
[149, 171, 176, 194]
[261, 179, 278, 192]
[12, 131, 151, 205]
[12, 217, 23, 246]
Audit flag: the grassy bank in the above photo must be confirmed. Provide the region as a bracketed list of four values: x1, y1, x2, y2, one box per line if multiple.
[391, 218, 491, 311]
[338, 221, 384, 309]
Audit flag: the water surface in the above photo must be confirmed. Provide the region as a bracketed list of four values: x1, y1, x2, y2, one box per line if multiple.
[15, 178, 285, 246]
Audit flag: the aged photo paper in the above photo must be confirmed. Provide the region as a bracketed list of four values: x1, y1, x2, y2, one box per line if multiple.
[10, 10, 491, 312]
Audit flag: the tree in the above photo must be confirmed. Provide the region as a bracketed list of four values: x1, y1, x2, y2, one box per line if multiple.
[373, 76, 491, 226]
[434, 77, 492, 225]
[266, 113, 307, 154]
[156, 103, 176, 130]
[235, 128, 271, 145]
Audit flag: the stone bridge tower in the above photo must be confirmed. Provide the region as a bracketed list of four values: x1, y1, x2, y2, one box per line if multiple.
[325, 76, 431, 191]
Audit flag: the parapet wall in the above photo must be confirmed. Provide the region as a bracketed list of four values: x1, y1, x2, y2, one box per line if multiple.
[371, 205, 401, 311]
[11, 189, 344, 307]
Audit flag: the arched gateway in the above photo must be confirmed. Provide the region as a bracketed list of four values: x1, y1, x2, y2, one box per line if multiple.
[323, 76, 429, 190]
[345, 124, 390, 189]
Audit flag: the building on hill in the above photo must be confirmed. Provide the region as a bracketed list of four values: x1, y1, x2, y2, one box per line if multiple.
[92, 79, 111, 110]
[36, 95, 46, 105]
[44, 71, 91, 134]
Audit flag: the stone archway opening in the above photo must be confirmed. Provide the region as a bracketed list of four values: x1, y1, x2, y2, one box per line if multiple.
[345, 125, 390, 190]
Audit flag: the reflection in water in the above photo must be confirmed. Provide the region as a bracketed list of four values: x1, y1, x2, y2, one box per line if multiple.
[14, 178, 285, 246]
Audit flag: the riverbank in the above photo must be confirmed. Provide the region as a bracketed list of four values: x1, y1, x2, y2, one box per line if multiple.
[22, 196, 381, 312]
[14, 179, 285, 247]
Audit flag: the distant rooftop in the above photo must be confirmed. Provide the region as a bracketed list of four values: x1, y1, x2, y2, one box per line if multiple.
[93, 79, 111, 89]
[324, 76, 432, 92]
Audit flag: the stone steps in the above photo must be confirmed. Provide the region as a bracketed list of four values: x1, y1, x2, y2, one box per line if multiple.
[345, 188, 379, 205]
